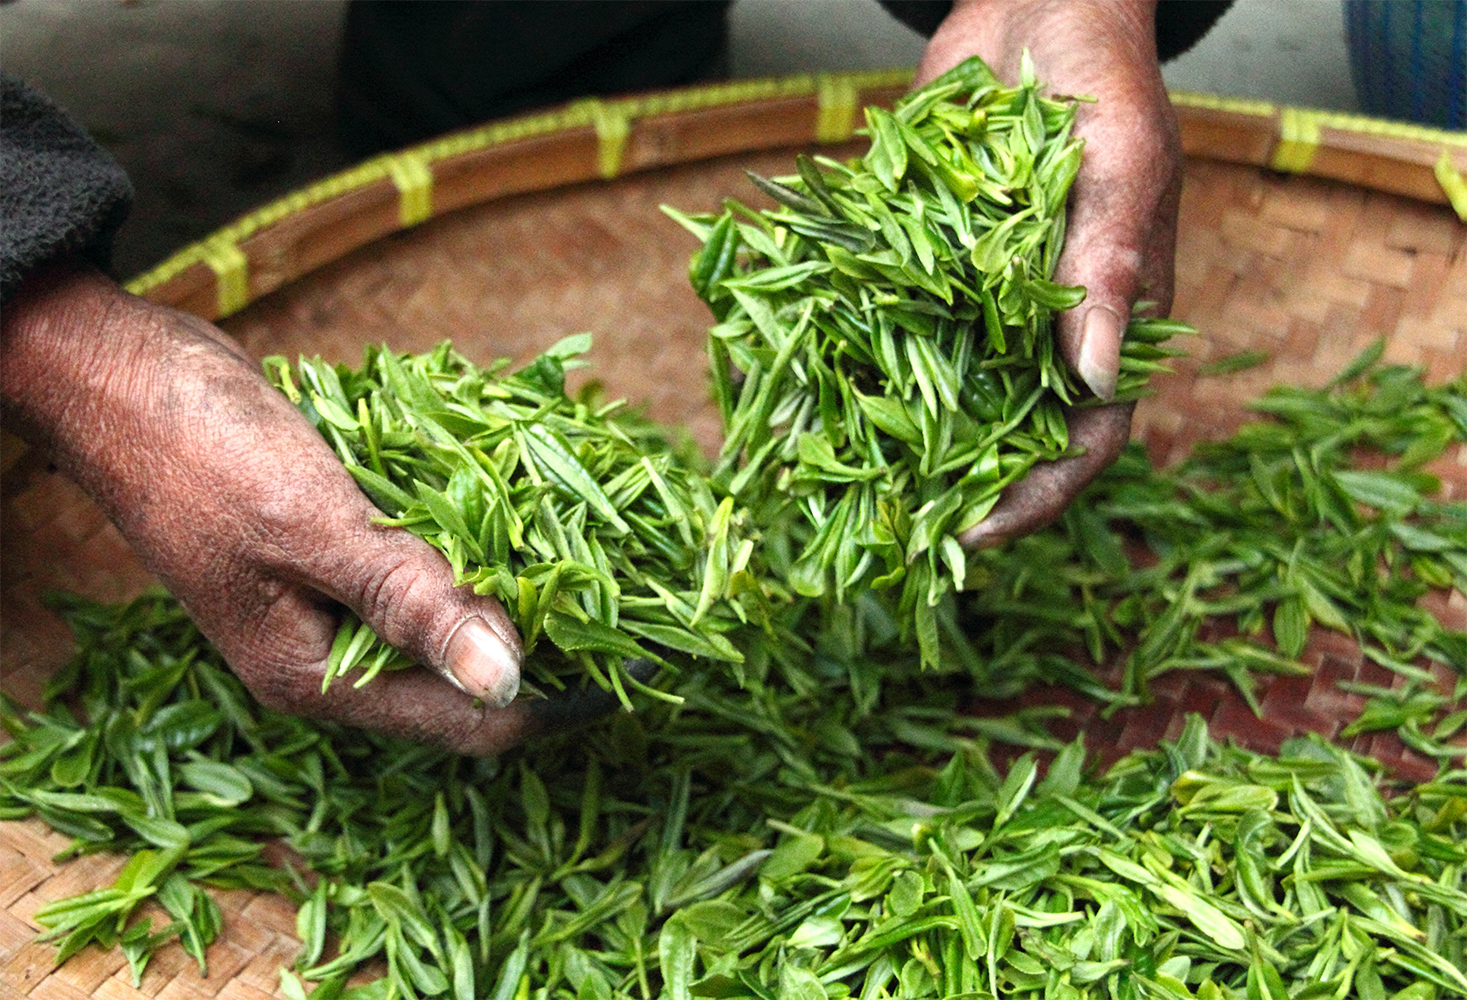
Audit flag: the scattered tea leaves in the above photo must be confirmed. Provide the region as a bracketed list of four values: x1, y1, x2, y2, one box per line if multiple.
[5, 612, 1463, 998]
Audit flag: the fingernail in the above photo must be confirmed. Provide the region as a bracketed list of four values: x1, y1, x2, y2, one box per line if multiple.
[1078, 305, 1122, 402]
[445, 617, 521, 708]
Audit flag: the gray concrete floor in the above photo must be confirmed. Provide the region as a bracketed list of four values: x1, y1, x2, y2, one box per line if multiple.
[2, 0, 1362, 280]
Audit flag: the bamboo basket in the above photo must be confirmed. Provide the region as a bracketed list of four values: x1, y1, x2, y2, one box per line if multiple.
[2, 71, 1464, 999]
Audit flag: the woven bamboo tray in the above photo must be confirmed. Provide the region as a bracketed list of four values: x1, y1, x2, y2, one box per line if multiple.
[2, 72, 1465, 998]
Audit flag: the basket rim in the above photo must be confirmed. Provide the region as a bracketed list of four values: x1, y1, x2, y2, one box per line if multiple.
[122, 68, 1468, 324]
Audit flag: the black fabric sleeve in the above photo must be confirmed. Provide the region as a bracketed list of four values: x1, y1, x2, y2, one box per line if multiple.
[1, 74, 133, 303]
[337, 0, 733, 158]
[1155, 1, 1233, 61]
[878, 1, 1233, 63]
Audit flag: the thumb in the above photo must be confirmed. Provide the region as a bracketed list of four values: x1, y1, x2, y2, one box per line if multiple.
[1052, 91, 1182, 402]
[336, 519, 523, 706]
[1052, 148, 1169, 402]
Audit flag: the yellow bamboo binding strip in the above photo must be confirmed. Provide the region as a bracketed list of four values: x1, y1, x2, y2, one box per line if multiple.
[1436, 152, 1468, 221]
[381, 152, 434, 227]
[815, 73, 861, 143]
[1271, 107, 1321, 173]
[584, 99, 631, 179]
[1285, 109, 1466, 147]
[199, 236, 249, 318]
[1169, 91, 1277, 118]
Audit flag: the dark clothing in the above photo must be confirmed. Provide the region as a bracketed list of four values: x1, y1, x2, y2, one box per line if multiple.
[0, 74, 132, 302]
[1155, 0, 1236, 61]
[880, 1, 1233, 62]
[338, 1, 733, 157]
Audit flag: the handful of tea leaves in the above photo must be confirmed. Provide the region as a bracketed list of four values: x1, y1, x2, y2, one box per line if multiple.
[267, 338, 758, 703]
[666, 56, 1184, 660]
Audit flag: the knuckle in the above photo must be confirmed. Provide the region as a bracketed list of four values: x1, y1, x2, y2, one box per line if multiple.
[222, 595, 337, 716]
[355, 549, 444, 651]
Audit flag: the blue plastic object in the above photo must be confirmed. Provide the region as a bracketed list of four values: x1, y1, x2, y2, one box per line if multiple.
[1346, 0, 1466, 128]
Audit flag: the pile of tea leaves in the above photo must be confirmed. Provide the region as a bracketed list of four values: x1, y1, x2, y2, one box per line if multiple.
[730, 343, 1465, 752]
[947, 343, 1467, 727]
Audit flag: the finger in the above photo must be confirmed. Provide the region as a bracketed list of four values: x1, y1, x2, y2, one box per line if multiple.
[161, 370, 527, 709]
[192, 381, 527, 709]
[318, 513, 525, 707]
[329, 660, 653, 756]
[259, 644, 537, 755]
[312, 666, 629, 757]
[1052, 97, 1181, 402]
[960, 401, 1134, 549]
[243, 591, 648, 755]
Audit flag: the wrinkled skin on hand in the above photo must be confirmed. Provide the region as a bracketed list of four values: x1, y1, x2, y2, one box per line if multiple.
[916, 0, 1181, 548]
[0, 259, 575, 755]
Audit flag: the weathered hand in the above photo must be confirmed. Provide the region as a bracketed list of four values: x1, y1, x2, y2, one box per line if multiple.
[1, 259, 552, 755]
[915, 0, 1180, 547]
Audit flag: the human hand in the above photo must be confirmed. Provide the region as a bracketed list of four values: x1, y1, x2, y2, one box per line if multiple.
[0, 259, 558, 755]
[915, 0, 1180, 548]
